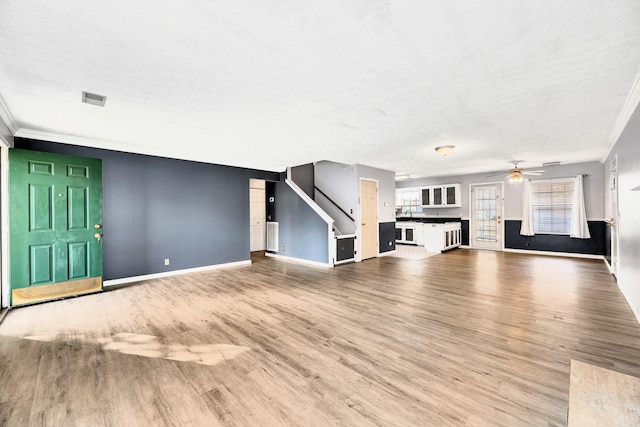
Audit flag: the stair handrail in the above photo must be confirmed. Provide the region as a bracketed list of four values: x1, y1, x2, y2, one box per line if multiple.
[314, 186, 355, 223]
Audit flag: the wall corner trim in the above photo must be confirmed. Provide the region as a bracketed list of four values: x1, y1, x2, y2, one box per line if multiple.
[0, 94, 18, 135]
[603, 65, 640, 162]
[103, 260, 251, 287]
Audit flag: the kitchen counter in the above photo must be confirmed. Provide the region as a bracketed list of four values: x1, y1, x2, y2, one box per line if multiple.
[396, 217, 462, 224]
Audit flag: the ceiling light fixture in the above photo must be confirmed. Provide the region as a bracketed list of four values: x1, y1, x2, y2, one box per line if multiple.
[395, 173, 412, 181]
[435, 145, 455, 156]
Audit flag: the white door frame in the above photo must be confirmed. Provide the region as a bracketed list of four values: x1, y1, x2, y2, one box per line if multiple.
[357, 178, 378, 262]
[609, 155, 619, 276]
[469, 182, 504, 251]
[249, 179, 267, 253]
[0, 138, 11, 308]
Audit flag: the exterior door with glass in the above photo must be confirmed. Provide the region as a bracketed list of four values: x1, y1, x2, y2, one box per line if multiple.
[470, 184, 503, 250]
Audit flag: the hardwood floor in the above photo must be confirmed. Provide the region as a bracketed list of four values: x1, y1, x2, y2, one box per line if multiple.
[1, 249, 639, 426]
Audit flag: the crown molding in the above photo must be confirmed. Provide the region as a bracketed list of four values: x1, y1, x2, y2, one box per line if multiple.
[603, 66, 640, 162]
[14, 128, 135, 152]
[0, 93, 18, 135]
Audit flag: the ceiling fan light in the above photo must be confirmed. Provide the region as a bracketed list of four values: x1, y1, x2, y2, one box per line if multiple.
[435, 145, 455, 156]
[509, 173, 524, 183]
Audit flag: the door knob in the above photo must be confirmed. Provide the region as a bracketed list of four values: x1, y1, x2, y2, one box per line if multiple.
[94, 233, 102, 242]
[94, 224, 102, 229]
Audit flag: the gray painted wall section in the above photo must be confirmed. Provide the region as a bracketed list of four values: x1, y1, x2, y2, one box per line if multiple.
[273, 180, 329, 264]
[355, 164, 396, 223]
[397, 161, 604, 220]
[604, 102, 640, 322]
[314, 161, 396, 236]
[314, 161, 358, 234]
[14, 138, 280, 280]
[290, 163, 314, 198]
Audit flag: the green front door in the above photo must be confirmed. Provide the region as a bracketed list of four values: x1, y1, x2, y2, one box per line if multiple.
[9, 149, 103, 306]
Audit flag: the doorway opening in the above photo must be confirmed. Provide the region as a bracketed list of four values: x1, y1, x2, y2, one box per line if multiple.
[249, 179, 267, 254]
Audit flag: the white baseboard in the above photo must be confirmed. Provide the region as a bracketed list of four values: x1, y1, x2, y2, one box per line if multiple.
[604, 259, 615, 275]
[264, 252, 332, 268]
[502, 248, 604, 260]
[378, 250, 397, 257]
[103, 260, 251, 287]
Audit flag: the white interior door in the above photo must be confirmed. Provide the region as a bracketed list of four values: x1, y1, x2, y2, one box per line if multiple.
[249, 180, 266, 252]
[470, 183, 503, 250]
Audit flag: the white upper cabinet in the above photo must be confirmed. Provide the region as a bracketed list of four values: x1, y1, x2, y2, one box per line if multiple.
[421, 184, 460, 208]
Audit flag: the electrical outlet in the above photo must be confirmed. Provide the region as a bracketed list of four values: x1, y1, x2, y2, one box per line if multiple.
[164, 258, 170, 266]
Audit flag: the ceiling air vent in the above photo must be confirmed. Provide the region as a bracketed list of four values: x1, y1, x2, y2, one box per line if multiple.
[81, 91, 107, 107]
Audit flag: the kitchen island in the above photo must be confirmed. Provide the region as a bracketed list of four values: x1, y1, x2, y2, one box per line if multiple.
[395, 217, 462, 252]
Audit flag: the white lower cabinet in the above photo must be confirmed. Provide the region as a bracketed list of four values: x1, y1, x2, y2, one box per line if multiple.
[396, 221, 461, 252]
[396, 222, 421, 244]
[423, 222, 461, 252]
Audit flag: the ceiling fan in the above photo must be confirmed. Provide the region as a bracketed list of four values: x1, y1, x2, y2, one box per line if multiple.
[504, 161, 545, 182]
[487, 161, 545, 182]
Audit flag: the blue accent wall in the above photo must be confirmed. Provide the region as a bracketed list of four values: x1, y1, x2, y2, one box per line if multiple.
[272, 180, 329, 264]
[14, 138, 280, 280]
[504, 220, 605, 255]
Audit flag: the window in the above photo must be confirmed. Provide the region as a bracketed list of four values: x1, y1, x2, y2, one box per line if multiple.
[531, 179, 574, 234]
[396, 189, 423, 214]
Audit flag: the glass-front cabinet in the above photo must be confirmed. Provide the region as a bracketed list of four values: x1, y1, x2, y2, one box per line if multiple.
[421, 184, 460, 208]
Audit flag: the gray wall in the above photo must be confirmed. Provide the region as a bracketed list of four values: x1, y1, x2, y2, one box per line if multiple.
[355, 164, 396, 223]
[604, 102, 640, 320]
[314, 161, 358, 234]
[290, 163, 314, 198]
[314, 160, 396, 236]
[273, 180, 329, 264]
[397, 161, 604, 220]
[14, 138, 280, 280]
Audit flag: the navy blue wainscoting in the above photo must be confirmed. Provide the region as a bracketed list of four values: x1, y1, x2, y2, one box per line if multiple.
[504, 220, 605, 255]
[379, 222, 396, 253]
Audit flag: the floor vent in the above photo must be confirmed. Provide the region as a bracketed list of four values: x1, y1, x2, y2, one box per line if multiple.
[266, 222, 279, 252]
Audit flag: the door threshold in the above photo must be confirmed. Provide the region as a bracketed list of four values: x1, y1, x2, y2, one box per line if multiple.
[11, 277, 102, 307]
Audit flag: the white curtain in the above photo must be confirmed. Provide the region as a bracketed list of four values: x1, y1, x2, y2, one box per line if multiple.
[520, 179, 535, 236]
[570, 174, 591, 239]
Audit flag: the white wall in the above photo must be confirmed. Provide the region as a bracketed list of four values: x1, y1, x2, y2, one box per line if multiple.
[604, 102, 640, 322]
[397, 161, 604, 220]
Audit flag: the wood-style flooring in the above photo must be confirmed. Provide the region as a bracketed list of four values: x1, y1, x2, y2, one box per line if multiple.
[1, 249, 639, 426]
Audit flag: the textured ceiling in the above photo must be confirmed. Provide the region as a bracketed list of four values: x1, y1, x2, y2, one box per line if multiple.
[1, 1, 640, 178]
